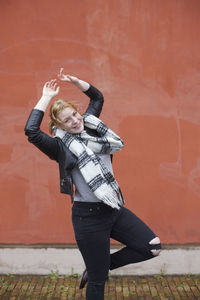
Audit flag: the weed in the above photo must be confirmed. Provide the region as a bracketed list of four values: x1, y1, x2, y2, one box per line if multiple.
[67, 284, 74, 289]
[59, 284, 69, 295]
[132, 280, 137, 285]
[2, 281, 10, 287]
[63, 290, 69, 295]
[71, 267, 75, 274]
[154, 274, 163, 280]
[194, 279, 199, 286]
[59, 285, 65, 290]
[46, 290, 53, 295]
[176, 284, 185, 288]
[128, 290, 134, 295]
[159, 268, 166, 276]
[70, 267, 79, 278]
[6, 273, 14, 278]
[47, 269, 59, 279]
[154, 268, 166, 280]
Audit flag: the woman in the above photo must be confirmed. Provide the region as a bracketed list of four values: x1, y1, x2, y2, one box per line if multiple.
[25, 68, 161, 300]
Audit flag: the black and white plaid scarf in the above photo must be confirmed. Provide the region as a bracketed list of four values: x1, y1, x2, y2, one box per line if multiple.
[54, 114, 124, 209]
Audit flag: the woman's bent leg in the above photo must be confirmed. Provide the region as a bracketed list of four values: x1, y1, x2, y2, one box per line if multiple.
[110, 206, 161, 270]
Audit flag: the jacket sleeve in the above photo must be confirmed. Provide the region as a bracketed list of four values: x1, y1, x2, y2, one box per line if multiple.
[24, 109, 59, 161]
[84, 84, 104, 117]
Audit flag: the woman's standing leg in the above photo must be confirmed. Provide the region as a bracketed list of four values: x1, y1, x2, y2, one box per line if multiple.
[110, 206, 161, 270]
[76, 231, 110, 300]
[72, 202, 113, 300]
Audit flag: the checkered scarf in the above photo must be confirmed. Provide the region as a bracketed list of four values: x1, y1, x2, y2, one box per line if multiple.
[54, 114, 124, 209]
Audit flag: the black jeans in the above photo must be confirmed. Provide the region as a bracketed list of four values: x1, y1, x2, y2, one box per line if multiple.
[72, 202, 161, 300]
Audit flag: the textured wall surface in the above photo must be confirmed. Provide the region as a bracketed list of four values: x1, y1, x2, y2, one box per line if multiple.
[0, 0, 200, 244]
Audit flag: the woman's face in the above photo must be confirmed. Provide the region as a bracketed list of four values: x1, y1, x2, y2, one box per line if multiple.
[57, 107, 84, 134]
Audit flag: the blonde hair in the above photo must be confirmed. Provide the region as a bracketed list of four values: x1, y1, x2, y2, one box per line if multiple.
[49, 99, 79, 134]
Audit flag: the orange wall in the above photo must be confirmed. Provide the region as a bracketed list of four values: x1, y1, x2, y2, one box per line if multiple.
[0, 0, 200, 244]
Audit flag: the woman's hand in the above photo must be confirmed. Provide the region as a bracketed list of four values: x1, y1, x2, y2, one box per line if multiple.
[58, 68, 79, 84]
[35, 79, 60, 111]
[42, 79, 60, 99]
[58, 67, 90, 92]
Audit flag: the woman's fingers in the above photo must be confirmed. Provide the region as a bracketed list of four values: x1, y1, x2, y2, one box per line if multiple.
[53, 81, 58, 89]
[53, 82, 60, 93]
[55, 86, 60, 93]
[59, 67, 64, 75]
[51, 79, 57, 87]
[44, 79, 59, 93]
[45, 81, 50, 87]
[49, 79, 58, 89]
[58, 67, 64, 79]
[57, 68, 74, 82]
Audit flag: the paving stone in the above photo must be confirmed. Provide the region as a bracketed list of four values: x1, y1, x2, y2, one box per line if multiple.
[1, 275, 200, 299]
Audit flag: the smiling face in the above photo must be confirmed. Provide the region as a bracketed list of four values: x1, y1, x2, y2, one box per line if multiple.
[57, 107, 84, 134]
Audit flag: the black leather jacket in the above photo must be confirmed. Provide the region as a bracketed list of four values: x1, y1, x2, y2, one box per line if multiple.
[24, 85, 104, 201]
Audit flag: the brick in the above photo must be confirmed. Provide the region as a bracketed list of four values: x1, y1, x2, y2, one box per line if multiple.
[0, 274, 200, 299]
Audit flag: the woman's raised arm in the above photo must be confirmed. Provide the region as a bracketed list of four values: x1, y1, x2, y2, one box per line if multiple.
[57, 68, 104, 117]
[25, 79, 60, 161]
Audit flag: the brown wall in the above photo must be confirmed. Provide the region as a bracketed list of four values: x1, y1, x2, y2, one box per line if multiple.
[0, 0, 200, 244]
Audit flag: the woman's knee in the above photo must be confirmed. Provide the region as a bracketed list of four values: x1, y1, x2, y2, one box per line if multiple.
[149, 236, 162, 256]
